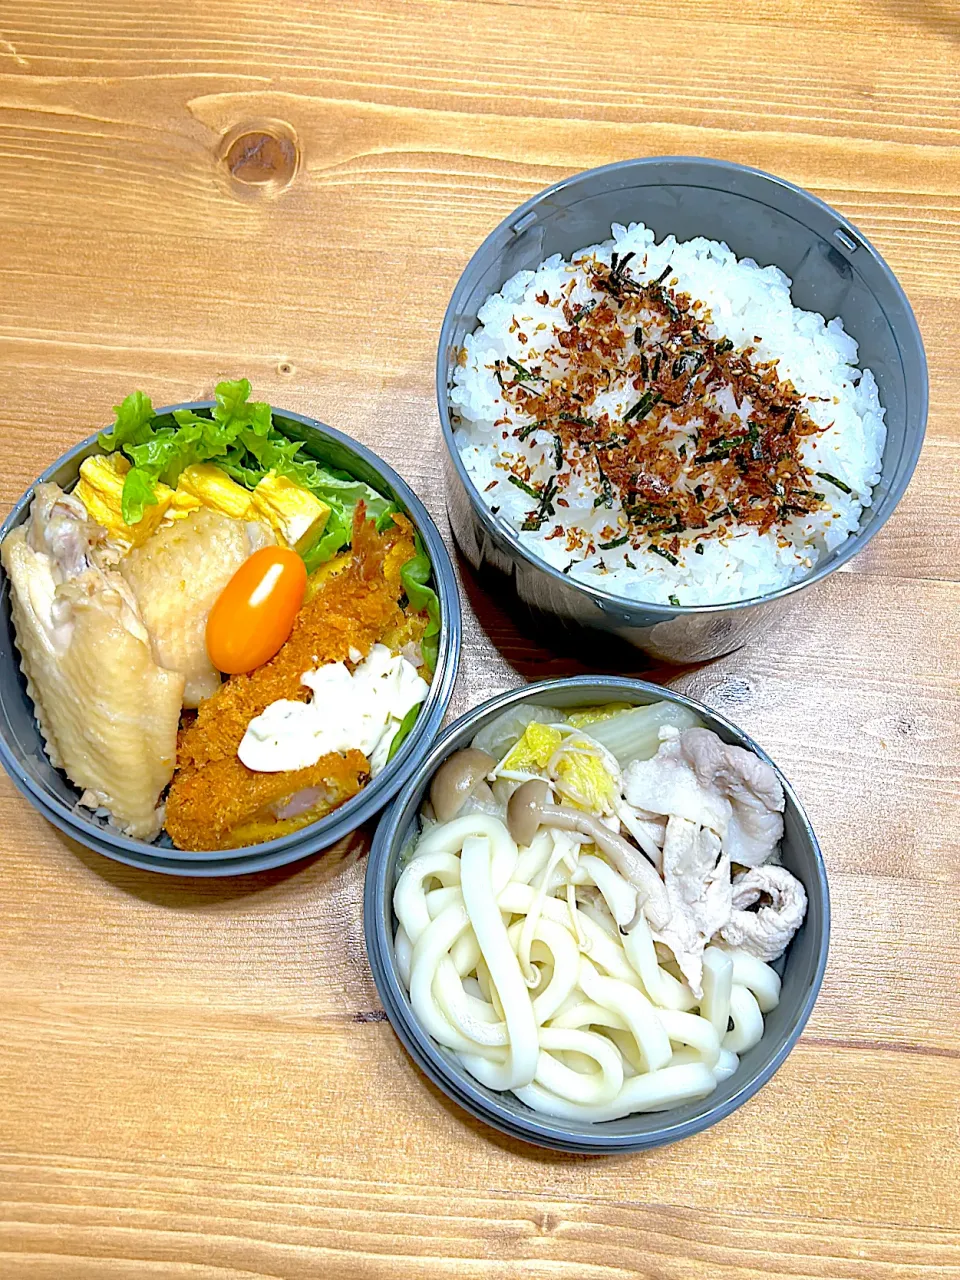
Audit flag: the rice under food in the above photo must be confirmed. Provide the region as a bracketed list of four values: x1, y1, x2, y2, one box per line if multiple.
[451, 222, 886, 606]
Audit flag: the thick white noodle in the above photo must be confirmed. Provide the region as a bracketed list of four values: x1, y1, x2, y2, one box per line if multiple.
[450, 931, 481, 976]
[657, 1008, 721, 1068]
[395, 925, 413, 988]
[724, 984, 765, 1053]
[395, 802, 786, 1124]
[575, 897, 619, 940]
[434, 961, 508, 1046]
[579, 957, 672, 1071]
[700, 947, 734, 1035]
[514, 829, 557, 886]
[715, 1047, 740, 1082]
[425, 886, 462, 919]
[394, 850, 462, 942]
[620, 913, 698, 1011]
[724, 948, 782, 1012]
[536, 1027, 625, 1105]
[550, 1000, 630, 1034]
[415, 814, 519, 891]
[409, 903, 496, 1054]
[517, 830, 574, 986]
[608, 1029, 644, 1076]
[506, 918, 582, 1024]
[575, 854, 637, 927]
[460, 834, 539, 1089]
[516, 1063, 717, 1121]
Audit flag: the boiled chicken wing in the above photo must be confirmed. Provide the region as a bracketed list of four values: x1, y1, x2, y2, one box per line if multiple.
[1, 484, 184, 839]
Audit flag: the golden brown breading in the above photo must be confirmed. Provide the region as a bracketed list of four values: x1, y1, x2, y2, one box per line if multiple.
[175, 508, 415, 775]
[164, 750, 368, 851]
[164, 508, 418, 851]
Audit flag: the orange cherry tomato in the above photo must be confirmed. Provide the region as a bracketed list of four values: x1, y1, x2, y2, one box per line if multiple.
[206, 547, 307, 674]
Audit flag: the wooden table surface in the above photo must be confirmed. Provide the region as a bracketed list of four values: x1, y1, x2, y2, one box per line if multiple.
[1, 2, 959, 1276]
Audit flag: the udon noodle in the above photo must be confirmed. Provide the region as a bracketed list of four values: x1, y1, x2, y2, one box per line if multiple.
[392, 701, 805, 1122]
[395, 812, 783, 1119]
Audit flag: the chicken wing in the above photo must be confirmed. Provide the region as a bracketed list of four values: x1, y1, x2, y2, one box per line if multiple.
[2, 484, 184, 839]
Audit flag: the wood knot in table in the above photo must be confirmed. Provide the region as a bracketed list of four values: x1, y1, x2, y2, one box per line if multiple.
[218, 120, 300, 199]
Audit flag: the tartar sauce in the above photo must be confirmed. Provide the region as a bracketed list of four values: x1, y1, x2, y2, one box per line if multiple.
[238, 644, 429, 776]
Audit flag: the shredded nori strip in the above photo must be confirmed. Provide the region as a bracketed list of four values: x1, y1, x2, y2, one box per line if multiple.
[650, 544, 679, 565]
[694, 429, 759, 463]
[593, 459, 614, 508]
[623, 390, 662, 424]
[521, 473, 559, 531]
[597, 434, 629, 452]
[671, 351, 706, 379]
[662, 293, 680, 322]
[506, 356, 544, 383]
[599, 533, 630, 550]
[817, 470, 853, 495]
[507, 474, 539, 499]
[611, 250, 636, 281]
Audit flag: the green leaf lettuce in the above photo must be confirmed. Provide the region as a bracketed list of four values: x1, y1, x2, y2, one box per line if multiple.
[97, 379, 442, 678]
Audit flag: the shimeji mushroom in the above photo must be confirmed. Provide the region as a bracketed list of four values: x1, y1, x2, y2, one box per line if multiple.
[506, 779, 671, 930]
[429, 748, 497, 822]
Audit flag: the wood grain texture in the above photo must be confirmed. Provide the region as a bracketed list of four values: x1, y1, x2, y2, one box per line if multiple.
[0, 1, 958, 1276]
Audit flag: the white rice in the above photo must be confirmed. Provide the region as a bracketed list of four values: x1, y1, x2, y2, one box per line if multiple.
[450, 222, 886, 606]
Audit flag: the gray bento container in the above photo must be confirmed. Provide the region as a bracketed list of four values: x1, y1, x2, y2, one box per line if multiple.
[365, 677, 829, 1154]
[438, 157, 928, 663]
[0, 405, 461, 877]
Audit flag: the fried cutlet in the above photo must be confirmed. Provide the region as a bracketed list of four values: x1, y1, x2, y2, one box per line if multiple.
[164, 750, 369, 850]
[164, 508, 419, 851]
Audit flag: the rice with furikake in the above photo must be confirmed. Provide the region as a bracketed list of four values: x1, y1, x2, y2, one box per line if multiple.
[450, 222, 886, 607]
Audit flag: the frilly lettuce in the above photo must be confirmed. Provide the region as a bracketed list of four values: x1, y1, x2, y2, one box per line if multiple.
[99, 379, 442, 675]
[399, 533, 441, 674]
[99, 380, 391, 545]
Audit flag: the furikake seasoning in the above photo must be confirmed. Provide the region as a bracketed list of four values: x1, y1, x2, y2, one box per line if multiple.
[489, 253, 833, 567]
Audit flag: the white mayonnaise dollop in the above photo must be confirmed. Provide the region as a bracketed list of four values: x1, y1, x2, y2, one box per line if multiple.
[238, 644, 429, 776]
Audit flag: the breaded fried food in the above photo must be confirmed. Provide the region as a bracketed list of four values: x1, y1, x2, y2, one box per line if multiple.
[165, 506, 418, 851]
[164, 750, 369, 850]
